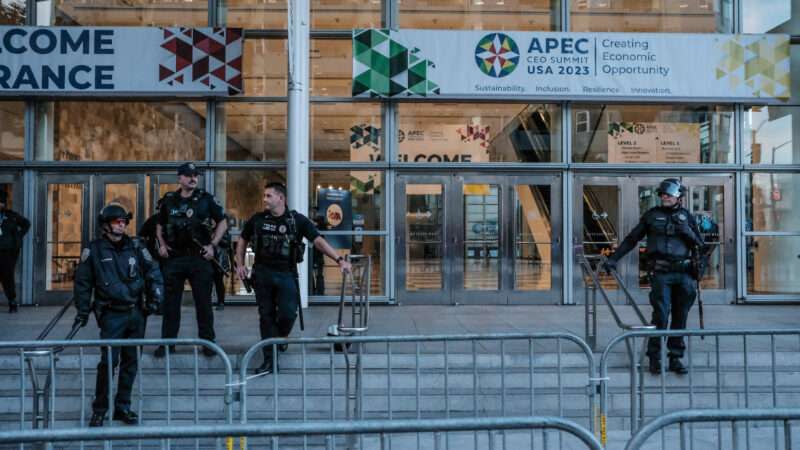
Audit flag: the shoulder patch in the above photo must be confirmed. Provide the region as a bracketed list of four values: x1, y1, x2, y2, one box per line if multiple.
[80, 248, 91, 263]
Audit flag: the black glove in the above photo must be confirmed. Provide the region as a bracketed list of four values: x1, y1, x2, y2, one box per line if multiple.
[144, 301, 160, 316]
[74, 313, 89, 328]
[602, 259, 617, 273]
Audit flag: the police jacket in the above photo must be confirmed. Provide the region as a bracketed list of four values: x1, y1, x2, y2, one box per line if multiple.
[608, 205, 704, 264]
[74, 235, 164, 316]
[241, 210, 320, 272]
[157, 189, 225, 256]
[0, 209, 30, 252]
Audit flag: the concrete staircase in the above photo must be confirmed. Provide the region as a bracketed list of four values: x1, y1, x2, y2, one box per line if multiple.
[0, 337, 799, 449]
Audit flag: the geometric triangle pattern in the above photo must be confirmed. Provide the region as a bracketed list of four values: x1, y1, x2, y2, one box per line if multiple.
[715, 35, 790, 100]
[352, 29, 439, 98]
[159, 27, 243, 95]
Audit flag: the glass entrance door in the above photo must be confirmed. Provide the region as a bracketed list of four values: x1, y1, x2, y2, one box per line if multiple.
[35, 174, 145, 304]
[396, 174, 560, 304]
[574, 175, 734, 305]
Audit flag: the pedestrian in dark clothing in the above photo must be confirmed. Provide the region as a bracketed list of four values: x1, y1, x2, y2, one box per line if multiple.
[604, 178, 704, 375]
[0, 189, 30, 313]
[72, 203, 163, 427]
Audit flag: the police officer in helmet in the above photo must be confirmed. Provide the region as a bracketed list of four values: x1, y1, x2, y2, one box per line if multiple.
[0, 189, 30, 313]
[72, 203, 163, 427]
[604, 178, 704, 375]
[155, 163, 228, 357]
[235, 182, 351, 375]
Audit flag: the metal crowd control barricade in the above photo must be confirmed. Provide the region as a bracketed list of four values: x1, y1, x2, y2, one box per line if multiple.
[625, 408, 800, 450]
[599, 328, 800, 450]
[0, 416, 604, 450]
[238, 332, 597, 450]
[3, 338, 235, 450]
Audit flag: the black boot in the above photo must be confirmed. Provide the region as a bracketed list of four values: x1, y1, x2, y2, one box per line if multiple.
[669, 357, 688, 375]
[648, 357, 662, 375]
[8, 301, 17, 313]
[154, 345, 176, 358]
[254, 358, 276, 375]
[112, 409, 139, 425]
[89, 412, 105, 427]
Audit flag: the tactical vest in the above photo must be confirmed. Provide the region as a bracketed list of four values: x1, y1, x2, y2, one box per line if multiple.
[162, 190, 214, 248]
[88, 238, 146, 306]
[252, 211, 304, 268]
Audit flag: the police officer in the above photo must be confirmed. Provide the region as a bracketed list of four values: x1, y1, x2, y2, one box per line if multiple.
[72, 204, 163, 427]
[235, 182, 351, 375]
[155, 163, 227, 357]
[604, 178, 704, 375]
[0, 189, 29, 313]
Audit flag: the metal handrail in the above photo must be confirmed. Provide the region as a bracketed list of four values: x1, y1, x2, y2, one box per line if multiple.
[335, 254, 370, 334]
[577, 248, 653, 351]
[0, 416, 604, 449]
[625, 408, 800, 450]
[35, 297, 75, 341]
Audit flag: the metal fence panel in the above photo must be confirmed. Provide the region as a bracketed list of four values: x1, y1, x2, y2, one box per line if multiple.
[599, 329, 800, 449]
[0, 338, 235, 450]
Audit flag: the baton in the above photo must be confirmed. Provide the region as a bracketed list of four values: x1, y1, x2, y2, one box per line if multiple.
[191, 236, 227, 275]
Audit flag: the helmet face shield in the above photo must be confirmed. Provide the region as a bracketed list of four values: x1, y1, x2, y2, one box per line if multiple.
[656, 179, 683, 198]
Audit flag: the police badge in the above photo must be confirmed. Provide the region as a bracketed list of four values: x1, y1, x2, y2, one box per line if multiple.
[186, 208, 194, 218]
[278, 225, 287, 234]
[80, 248, 91, 262]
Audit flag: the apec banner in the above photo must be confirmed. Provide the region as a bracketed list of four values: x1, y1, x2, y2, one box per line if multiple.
[352, 29, 790, 102]
[0, 27, 243, 96]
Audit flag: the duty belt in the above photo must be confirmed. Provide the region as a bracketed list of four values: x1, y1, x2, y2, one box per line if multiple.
[651, 259, 691, 273]
[100, 303, 136, 312]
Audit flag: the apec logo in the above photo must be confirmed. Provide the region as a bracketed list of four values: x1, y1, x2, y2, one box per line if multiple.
[474, 33, 519, 78]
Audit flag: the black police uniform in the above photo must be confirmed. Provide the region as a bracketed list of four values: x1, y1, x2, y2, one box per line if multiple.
[607, 204, 704, 366]
[74, 234, 163, 419]
[241, 209, 320, 361]
[0, 201, 30, 312]
[158, 188, 225, 343]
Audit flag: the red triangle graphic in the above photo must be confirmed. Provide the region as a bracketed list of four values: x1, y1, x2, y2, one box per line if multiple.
[195, 38, 211, 55]
[176, 56, 192, 71]
[183, 28, 192, 37]
[200, 77, 210, 86]
[226, 28, 242, 44]
[175, 74, 184, 84]
[161, 37, 177, 54]
[228, 56, 242, 72]
[211, 65, 226, 80]
[193, 30, 210, 46]
[164, 29, 174, 39]
[227, 74, 242, 90]
[159, 65, 174, 81]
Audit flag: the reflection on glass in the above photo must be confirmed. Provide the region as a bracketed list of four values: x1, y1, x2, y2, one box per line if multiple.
[582, 185, 618, 289]
[742, 0, 796, 33]
[311, 39, 352, 97]
[405, 184, 443, 291]
[398, 103, 561, 163]
[400, 0, 557, 31]
[0, 184, 13, 209]
[743, 106, 799, 165]
[311, 171, 384, 230]
[310, 236, 384, 296]
[0, 0, 24, 24]
[311, 0, 381, 29]
[637, 183, 659, 289]
[51, 0, 207, 26]
[690, 185, 724, 289]
[0, 102, 24, 160]
[218, 103, 287, 161]
[515, 184, 551, 291]
[37, 102, 205, 161]
[463, 184, 499, 291]
[570, 0, 731, 33]
[312, 103, 382, 161]
[223, 0, 285, 29]
[46, 184, 84, 291]
[572, 104, 734, 164]
[747, 236, 800, 295]
[104, 184, 139, 237]
[746, 173, 800, 233]
[242, 39, 287, 97]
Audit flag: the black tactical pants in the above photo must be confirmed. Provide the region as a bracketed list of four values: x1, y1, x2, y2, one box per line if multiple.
[646, 271, 697, 360]
[0, 250, 19, 303]
[93, 307, 146, 414]
[161, 256, 215, 342]
[252, 265, 298, 358]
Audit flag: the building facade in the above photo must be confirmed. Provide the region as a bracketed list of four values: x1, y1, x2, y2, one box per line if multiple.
[0, 0, 798, 307]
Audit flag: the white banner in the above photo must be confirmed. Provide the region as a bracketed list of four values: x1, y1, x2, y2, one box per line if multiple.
[352, 29, 790, 102]
[0, 27, 243, 96]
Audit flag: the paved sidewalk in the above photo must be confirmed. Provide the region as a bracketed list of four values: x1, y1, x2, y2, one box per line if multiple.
[1, 303, 798, 353]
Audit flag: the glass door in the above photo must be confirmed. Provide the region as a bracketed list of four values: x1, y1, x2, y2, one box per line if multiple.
[95, 174, 145, 240]
[35, 175, 91, 303]
[397, 174, 561, 305]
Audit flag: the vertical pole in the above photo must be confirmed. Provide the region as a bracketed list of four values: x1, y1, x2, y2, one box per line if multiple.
[287, 0, 311, 308]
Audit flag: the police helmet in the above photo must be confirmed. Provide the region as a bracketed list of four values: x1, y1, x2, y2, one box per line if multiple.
[656, 178, 686, 198]
[98, 203, 132, 226]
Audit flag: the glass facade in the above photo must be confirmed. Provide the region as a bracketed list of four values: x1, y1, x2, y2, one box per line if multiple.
[2, 0, 799, 305]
